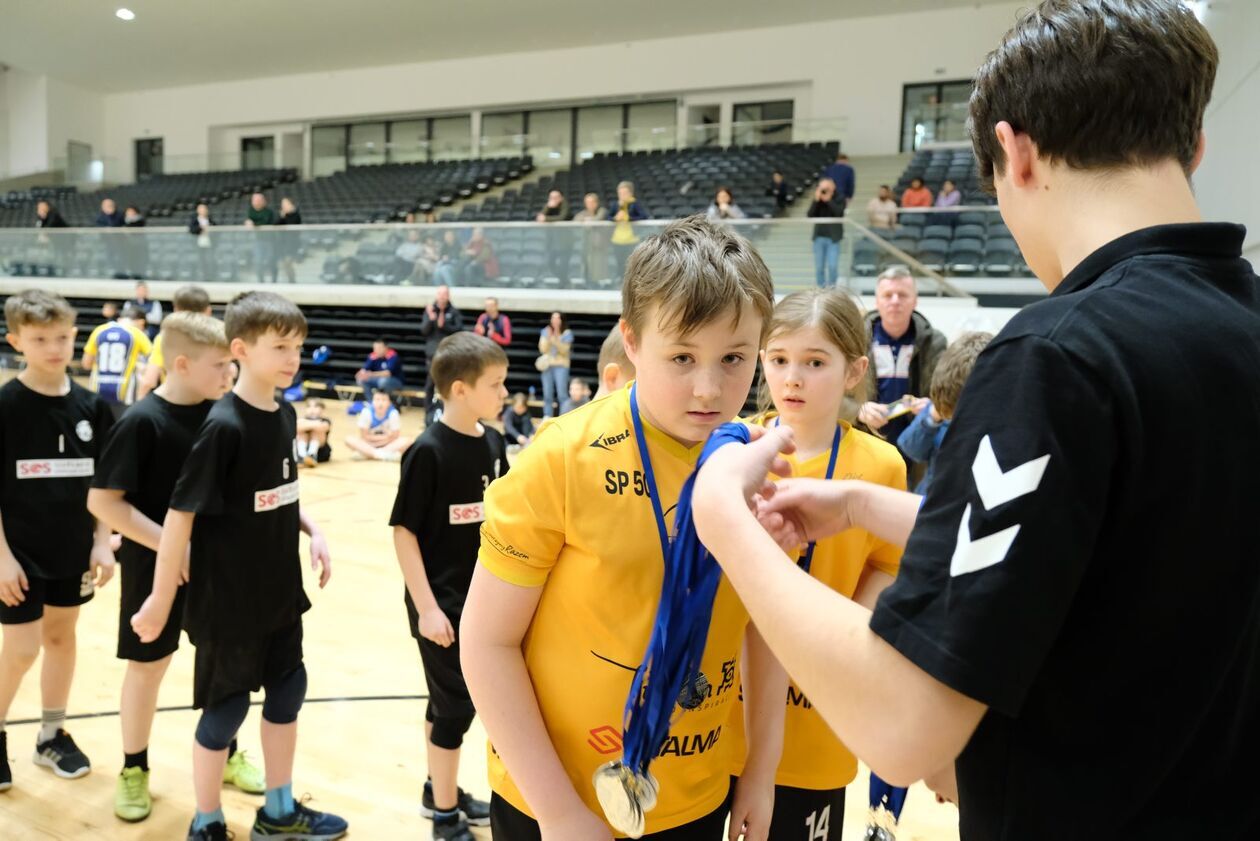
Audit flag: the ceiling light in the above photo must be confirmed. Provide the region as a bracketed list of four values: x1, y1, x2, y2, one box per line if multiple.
[115, 8, 135, 21]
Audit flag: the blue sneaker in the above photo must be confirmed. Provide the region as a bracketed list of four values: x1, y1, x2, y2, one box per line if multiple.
[250, 798, 347, 840]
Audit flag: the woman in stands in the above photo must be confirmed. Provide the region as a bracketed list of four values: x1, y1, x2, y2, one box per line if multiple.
[608, 180, 649, 282]
[463, 227, 500, 283]
[707, 186, 747, 222]
[276, 196, 303, 283]
[537, 311, 574, 419]
[573, 192, 609, 282]
[537, 190, 573, 285]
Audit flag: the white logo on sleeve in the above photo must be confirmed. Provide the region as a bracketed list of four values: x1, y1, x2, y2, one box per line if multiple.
[254, 480, 300, 512]
[950, 436, 1050, 578]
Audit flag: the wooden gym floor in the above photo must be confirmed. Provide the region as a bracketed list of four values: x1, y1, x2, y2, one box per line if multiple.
[0, 395, 960, 840]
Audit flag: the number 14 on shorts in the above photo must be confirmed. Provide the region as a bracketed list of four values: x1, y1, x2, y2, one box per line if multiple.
[805, 804, 830, 840]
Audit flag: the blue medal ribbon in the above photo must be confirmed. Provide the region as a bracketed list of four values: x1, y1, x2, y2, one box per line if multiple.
[775, 416, 842, 574]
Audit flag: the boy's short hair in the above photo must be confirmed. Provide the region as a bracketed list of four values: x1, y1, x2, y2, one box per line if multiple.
[123, 305, 147, 322]
[160, 312, 228, 360]
[597, 326, 633, 375]
[431, 332, 507, 401]
[930, 331, 994, 419]
[306, 397, 325, 409]
[173, 284, 211, 313]
[224, 291, 307, 344]
[621, 214, 774, 340]
[4, 289, 77, 332]
[511, 391, 527, 403]
[970, 0, 1217, 192]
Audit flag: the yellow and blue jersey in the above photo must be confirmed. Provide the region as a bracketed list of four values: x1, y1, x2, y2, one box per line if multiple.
[84, 321, 152, 405]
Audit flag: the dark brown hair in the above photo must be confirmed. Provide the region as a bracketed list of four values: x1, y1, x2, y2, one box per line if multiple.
[4, 289, 77, 332]
[431, 332, 508, 400]
[173, 284, 211, 313]
[223, 291, 307, 344]
[622, 214, 774, 340]
[970, 0, 1217, 192]
[930, 331, 994, 419]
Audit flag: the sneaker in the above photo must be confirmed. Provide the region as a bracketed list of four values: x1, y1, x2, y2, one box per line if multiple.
[114, 766, 152, 821]
[863, 826, 896, 841]
[250, 798, 347, 840]
[223, 749, 265, 794]
[302, 455, 317, 468]
[187, 820, 232, 841]
[33, 729, 91, 779]
[432, 815, 475, 841]
[1, 731, 11, 792]
[421, 781, 491, 827]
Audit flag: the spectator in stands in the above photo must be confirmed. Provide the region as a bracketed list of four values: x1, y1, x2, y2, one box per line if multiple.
[537, 311, 574, 419]
[346, 390, 413, 462]
[276, 196, 302, 283]
[769, 170, 790, 212]
[34, 200, 71, 274]
[393, 229, 433, 284]
[188, 203, 217, 280]
[244, 191, 279, 283]
[858, 266, 948, 457]
[101, 301, 119, 321]
[900, 177, 934, 208]
[434, 229, 463, 285]
[560, 377, 591, 414]
[123, 205, 148, 279]
[823, 152, 856, 206]
[808, 178, 845, 288]
[333, 256, 362, 284]
[573, 192, 609, 282]
[125, 281, 162, 339]
[932, 178, 963, 227]
[35, 200, 67, 230]
[706, 186, 747, 222]
[537, 190, 572, 284]
[462, 227, 500, 283]
[608, 180, 648, 281]
[95, 198, 127, 278]
[420, 284, 464, 423]
[355, 337, 404, 398]
[502, 392, 534, 449]
[867, 185, 900, 231]
[475, 297, 512, 348]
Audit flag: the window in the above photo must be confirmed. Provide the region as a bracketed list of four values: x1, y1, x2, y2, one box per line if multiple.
[348, 122, 387, 167]
[576, 105, 622, 160]
[481, 111, 526, 158]
[527, 109, 573, 163]
[732, 100, 794, 145]
[241, 136, 275, 170]
[626, 101, 677, 151]
[900, 80, 973, 152]
[389, 120, 428, 163]
[431, 115, 473, 160]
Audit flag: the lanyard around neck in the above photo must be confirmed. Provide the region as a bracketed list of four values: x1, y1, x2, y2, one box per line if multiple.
[629, 384, 671, 563]
[776, 416, 842, 573]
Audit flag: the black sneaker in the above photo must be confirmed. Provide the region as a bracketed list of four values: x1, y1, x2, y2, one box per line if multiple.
[33, 729, 91, 779]
[433, 814, 475, 841]
[1, 731, 11, 792]
[421, 780, 491, 827]
[187, 820, 232, 840]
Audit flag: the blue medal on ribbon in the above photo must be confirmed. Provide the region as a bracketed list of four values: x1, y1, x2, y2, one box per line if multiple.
[593, 385, 750, 838]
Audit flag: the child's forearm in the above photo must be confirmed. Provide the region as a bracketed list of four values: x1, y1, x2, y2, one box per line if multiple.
[741, 623, 788, 777]
[153, 509, 194, 601]
[392, 527, 441, 612]
[87, 489, 162, 553]
[93, 518, 113, 547]
[298, 507, 322, 539]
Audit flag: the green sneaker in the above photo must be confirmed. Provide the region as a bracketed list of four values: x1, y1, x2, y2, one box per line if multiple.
[114, 766, 152, 822]
[223, 749, 265, 794]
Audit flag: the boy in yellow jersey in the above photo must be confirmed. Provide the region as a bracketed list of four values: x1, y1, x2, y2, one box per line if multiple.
[82, 305, 153, 420]
[137, 285, 214, 400]
[728, 290, 907, 841]
[463, 215, 786, 841]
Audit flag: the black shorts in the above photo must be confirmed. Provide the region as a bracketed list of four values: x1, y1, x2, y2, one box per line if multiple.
[489, 790, 732, 841]
[0, 570, 95, 625]
[193, 620, 304, 710]
[116, 546, 185, 662]
[417, 635, 474, 718]
[731, 776, 847, 841]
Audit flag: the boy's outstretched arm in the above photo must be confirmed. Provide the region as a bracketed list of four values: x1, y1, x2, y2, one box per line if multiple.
[300, 506, 331, 588]
[132, 508, 194, 643]
[692, 430, 985, 786]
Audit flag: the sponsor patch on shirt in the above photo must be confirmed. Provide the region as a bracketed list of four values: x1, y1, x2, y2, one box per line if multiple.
[449, 501, 485, 525]
[16, 458, 94, 479]
[254, 480, 300, 513]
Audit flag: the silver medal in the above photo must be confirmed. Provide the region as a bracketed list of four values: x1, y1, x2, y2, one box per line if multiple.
[593, 761, 659, 839]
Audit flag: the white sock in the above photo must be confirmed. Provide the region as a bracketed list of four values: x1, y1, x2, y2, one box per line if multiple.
[40, 709, 65, 742]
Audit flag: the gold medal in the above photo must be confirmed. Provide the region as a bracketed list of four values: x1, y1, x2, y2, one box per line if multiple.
[593, 761, 659, 839]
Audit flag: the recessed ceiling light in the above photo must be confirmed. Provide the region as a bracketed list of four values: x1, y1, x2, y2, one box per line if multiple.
[115, 8, 135, 21]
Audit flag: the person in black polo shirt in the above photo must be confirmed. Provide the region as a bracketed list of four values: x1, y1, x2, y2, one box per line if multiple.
[689, 2, 1260, 839]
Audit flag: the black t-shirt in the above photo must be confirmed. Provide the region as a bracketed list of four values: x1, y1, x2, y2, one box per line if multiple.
[170, 393, 309, 643]
[871, 223, 1260, 839]
[0, 378, 113, 579]
[92, 393, 214, 570]
[389, 420, 509, 635]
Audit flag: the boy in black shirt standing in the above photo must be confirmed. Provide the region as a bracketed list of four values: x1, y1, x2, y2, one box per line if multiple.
[0, 289, 116, 791]
[131, 291, 347, 841]
[391, 332, 509, 841]
[89, 312, 264, 822]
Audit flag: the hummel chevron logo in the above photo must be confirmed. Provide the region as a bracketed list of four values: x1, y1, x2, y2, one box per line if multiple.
[950, 436, 1050, 578]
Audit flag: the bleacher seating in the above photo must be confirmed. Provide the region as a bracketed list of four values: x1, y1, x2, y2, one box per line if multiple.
[455, 142, 837, 222]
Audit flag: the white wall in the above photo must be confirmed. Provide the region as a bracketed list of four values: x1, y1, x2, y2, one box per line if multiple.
[101, 3, 1026, 181]
[0, 71, 9, 178]
[45, 76, 105, 167]
[5, 68, 48, 177]
[1196, 1, 1260, 256]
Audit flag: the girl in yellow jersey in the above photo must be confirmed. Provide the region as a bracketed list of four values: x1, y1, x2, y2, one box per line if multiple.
[730, 289, 908, 841]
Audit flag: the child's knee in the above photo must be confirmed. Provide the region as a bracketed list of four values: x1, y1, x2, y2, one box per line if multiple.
[427, 703, 474, 750]
[261, 665, 307, 725]
[195, 692, 251, 751]
[1, 628, 41, 668]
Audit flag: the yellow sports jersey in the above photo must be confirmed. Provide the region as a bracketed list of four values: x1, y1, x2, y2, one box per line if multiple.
[84, 321, 152, 405]
[149, 332, 165, 373]
[479, 383, 750, 834]
[729, 416, 907, 791]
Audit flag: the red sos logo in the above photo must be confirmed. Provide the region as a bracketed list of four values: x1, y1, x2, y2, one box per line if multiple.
[587, 725, 623, 755]
[256, 491, 281, 511]
[19, 461, 52, 477]
[448, 502, 485, 524]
